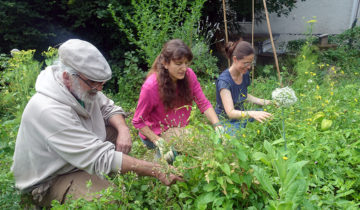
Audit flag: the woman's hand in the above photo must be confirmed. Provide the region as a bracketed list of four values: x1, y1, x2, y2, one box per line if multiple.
[247, 111, 272, 123]
[264, 99, 273, 106]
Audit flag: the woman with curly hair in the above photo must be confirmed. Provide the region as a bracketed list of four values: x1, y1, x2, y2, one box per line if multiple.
[132, 39, 221, 163]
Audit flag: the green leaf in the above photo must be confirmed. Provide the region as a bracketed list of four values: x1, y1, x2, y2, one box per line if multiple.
[335, 189, 355, 198]
[195, 192, 216, 208]
[272, 138, 285, 145]
[273, 158, 287, 187]
[264, 140, 276, 159]
[179, 192, 191, 198]
[277, 201, 293, 210]
[285, 179, 307, 207]
[283, 161, 308, 190]
[220, 163, 231, 176]
[203, 183, 217, 192]
[253, 152, 271, 166]
[251, 165, 277, 199]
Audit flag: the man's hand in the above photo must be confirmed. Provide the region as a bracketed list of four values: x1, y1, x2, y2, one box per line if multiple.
[115, 127, 132, 154]
[247, 111, 272, 123]
[156, 171, 183, 186]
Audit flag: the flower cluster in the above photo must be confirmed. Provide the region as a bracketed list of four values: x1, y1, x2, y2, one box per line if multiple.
[272, 86, 298, 107]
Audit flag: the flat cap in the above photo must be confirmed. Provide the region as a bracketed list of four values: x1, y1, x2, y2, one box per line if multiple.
[59, 39, 112, 82]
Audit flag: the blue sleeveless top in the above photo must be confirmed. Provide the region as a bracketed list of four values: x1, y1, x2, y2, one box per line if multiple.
[215, 69, 251, 118]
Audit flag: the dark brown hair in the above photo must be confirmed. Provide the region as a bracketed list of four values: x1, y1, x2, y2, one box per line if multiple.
[148, 39, 193, 109]
[225, 40, 254, 60]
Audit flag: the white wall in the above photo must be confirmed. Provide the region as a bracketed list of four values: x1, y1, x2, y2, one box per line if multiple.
[241, 0, 360, 35]
[238, 0, 360, 52]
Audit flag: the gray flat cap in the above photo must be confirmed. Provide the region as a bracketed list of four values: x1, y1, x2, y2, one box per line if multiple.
[59, 39, 112, 82]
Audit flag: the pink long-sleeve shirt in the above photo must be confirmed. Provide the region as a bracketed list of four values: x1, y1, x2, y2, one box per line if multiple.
[132, 68, 212, 139]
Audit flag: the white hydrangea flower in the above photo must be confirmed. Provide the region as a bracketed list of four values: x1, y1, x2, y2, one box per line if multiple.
[272, 86, 297, 107]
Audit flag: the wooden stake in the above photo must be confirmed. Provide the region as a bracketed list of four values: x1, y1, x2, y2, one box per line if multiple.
[222, 0, 230, 67]
[251, 0, 255, 82]
[263, 0, 282, 87]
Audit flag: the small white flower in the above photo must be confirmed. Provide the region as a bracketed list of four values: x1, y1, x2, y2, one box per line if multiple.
[307, 79, 313, 83]
[272, 86, 297, 107]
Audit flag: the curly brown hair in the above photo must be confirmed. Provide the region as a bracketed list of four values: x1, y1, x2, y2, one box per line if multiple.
[147, 39, 193, 109]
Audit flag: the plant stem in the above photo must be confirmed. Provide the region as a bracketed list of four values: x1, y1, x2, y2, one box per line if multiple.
[282, 107, 287, 151]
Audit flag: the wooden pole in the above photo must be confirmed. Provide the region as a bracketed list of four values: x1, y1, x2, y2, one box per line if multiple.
[262, 0, 282, 87]
[222, 0, 230, 67]
[251, 0, 255, 82]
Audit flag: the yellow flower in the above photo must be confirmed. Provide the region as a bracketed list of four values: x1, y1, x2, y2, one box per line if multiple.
[330, 92, 334, 96]
[341, 71, 344, 74]
[331, 66, 335, 71]
[302, 55, 306, 59]
[315, 95, 322, 100]
[325, 100, 329, 104]
[355, 98, 358, 102]
[242, 134, 246, 138]
[300, 93, 306, 97]
[312, 62, 315, 65]
[316, 85, 320, 90]
[257, 130, 260, 134]
[305, 72, 309, 74]
[264, 109, 267, 111]
[326, 64, 329, 66]
[283, 156, 288, 160]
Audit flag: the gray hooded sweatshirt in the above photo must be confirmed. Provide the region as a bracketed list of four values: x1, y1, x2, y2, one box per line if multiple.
[11, 66, 124, 192]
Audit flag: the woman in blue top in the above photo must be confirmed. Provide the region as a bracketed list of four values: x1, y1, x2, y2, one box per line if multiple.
[215, 40, 272, 135]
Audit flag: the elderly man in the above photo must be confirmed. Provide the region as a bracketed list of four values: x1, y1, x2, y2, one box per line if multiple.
[11, 39, 182, 206]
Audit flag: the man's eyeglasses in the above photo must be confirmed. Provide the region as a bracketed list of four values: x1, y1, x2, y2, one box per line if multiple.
[73, 74, 105, 91]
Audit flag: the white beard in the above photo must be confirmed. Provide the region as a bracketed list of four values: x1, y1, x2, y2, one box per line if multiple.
[71, 78, 97, 104]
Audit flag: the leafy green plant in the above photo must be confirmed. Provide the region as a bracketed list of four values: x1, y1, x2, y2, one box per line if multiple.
[115, 51, 146, 107]
[108, 0, 218, 82]
[0, 50, 40, 118]
[109, 0, 205, 67]
[252, 141, 310, 209]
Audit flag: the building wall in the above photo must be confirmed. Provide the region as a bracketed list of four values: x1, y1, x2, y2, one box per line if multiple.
[239, 0, 360, 52]
[242, 0, 359, 35]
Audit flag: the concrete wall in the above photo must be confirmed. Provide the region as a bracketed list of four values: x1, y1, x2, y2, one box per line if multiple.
[239, 0, 360, 52]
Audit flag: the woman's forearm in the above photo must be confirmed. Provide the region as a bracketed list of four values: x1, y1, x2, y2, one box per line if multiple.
[139, 126, 161, 143]
[247, 94, 271, 106]
[203, 107, 220, 125]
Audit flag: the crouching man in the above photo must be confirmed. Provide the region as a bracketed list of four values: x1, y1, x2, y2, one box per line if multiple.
[11, 39, 182, 207]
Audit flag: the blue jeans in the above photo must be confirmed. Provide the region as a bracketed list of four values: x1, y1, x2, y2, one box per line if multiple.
[220, 109, 260, 136]
[140, 136, 156, 149]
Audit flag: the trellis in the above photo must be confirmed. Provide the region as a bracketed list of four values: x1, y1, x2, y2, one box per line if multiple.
[222, 0, 283, 87]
